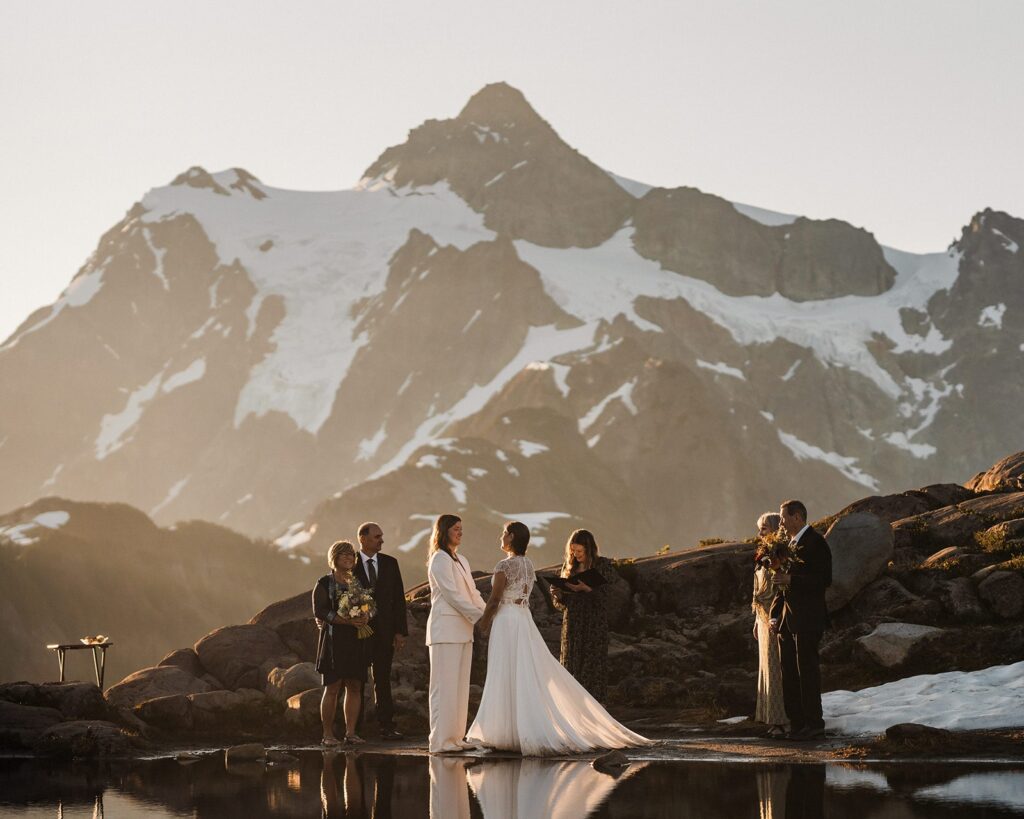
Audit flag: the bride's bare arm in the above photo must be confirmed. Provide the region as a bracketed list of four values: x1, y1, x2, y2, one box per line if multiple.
[478, 571, 507, 635]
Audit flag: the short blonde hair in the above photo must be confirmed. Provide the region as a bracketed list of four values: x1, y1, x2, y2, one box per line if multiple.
[328, 540, 355, 570]
[756, 512, 781, 534]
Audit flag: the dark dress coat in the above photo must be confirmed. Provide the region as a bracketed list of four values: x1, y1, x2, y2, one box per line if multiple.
[313, 573, 371, 685]
[552, 556, 616, 702]
[353, 552, 409, 640]
[769, 526, 833, 633]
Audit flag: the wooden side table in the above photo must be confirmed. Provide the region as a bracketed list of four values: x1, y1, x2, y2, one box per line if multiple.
[46, 643, 113, 689]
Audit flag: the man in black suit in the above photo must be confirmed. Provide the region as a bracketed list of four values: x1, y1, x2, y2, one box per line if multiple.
[769, 499, 832, 741]
[355, 521, 409, 740]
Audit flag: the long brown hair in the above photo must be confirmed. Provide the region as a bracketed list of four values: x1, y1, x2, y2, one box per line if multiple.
[429, 514, 462, 563]
[561, 529, 598, 577]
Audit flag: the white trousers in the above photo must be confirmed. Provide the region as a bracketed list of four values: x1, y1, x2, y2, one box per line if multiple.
[428, 641, 473, 753]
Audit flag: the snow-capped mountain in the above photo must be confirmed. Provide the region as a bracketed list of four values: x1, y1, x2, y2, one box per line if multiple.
[1, 83, 1021, 580]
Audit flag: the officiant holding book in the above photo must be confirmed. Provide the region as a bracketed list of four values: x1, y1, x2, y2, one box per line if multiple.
[550, 529, 616, 701]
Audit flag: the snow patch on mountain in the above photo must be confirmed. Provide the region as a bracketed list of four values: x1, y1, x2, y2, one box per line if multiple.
[491, 511, 571, 547]
[2, 261, 108, 351]
[777, 429, 879, 490]
[152, 476, 190, 515]
[0, 510, 70, 547]
[991, 228, 1019, 254]
[516, 228, 960, 411]
[696, 359, 746, 381]
[140, 177, 494, 434]
[274, 521, 316, 550]
[162, 358, 206, 393]
[978, 303, 1007, 329]
[731, 202, 800, 227]
[371, 323, 598, 479]
[579, 379, 638, 433]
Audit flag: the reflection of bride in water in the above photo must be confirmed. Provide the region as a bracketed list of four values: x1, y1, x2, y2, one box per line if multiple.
[430, 755, 648, 819]
[468, 522, 652, 755]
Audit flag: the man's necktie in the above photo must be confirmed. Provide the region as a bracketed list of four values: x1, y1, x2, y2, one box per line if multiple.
[367, 557, 377, 587]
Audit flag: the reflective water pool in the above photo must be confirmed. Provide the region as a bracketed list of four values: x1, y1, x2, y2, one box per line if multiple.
[1, 752, 1022, 818]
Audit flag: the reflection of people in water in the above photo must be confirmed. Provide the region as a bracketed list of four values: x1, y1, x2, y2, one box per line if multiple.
[429, 756, 472, 819]
[466, 758, 648, 819]
[320, 752, 365, 819]
[757, 764, 825, 819]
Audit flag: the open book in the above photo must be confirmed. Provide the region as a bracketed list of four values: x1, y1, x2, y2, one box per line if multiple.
[545, 568, 608, 591]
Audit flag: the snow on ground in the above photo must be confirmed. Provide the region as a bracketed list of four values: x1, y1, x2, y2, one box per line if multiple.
[0, 510, 71, 546]
[823, 661, 1024, 735]
[696, 359, 746, 381]
[826, 768, 1024, 811]
[140, 170, 495, 435]
[777, 429, 879, 491]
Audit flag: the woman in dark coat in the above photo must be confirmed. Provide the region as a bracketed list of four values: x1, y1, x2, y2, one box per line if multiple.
[314, 540, 371, 746]
[550, 529, 616, 702]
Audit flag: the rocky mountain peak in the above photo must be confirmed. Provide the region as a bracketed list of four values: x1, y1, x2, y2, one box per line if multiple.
[169, 166, 266, 199]
[456, 81, 548, 131]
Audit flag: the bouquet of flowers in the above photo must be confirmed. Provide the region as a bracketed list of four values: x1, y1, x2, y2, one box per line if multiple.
[337, 583, 377, 639]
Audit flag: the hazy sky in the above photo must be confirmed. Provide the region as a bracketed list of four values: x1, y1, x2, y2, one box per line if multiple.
[2, 1, 1022, 342]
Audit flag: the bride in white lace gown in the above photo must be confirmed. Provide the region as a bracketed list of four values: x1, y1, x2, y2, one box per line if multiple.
[466, 521, 653, 756]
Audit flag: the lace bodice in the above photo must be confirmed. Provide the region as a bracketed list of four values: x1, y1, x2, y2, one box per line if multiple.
[493, 555, 535, 606]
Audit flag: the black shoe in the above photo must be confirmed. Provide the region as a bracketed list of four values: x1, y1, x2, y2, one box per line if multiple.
[379, 727, 404, 740]
[799, 726, 826, 741]
[782, 727, 806, 741]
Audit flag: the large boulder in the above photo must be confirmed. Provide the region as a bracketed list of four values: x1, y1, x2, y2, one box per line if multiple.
[967, 451, 1024, 493]
[105, 666, 211, 712]
[284, 687, 322, 731]
[0, 700, 64, 749]
[977, 571, 1024, 619]
[856, 622, 944, 668]
[157, 648, 205, 678]
[921, 546, 964, 568]
[135, 693, 193, 731]
[32, 720, 132, 758]
[824, 513, 894, 611]
[188, 688, 273, 732]
[250, 592, 318, 662]
[194, 624, 289, 690]
[266, 663, 322, 703]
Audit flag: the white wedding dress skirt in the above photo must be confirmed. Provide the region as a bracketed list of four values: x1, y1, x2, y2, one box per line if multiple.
[466, 600, 652, 756]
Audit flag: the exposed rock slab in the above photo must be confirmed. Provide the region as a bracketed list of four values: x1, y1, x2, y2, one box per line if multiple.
[825, 513, 894, 611]
[978, 571, 1024, 619]
[967, 452, 1024, 493]
[32, 720, 132, 758]
[857, 623, 944, 668]
[105, 666, 211, 712]
[194, 624, 289, 689]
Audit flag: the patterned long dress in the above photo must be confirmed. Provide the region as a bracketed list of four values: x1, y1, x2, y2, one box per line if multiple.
[552, 556, 616, 702]
[752, 565, 788, 727]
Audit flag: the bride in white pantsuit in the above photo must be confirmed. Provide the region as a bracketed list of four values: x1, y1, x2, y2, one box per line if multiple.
[426, 513, 487, 754]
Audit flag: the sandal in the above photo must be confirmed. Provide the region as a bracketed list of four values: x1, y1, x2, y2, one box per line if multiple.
[344, 734, 365, 745]
[321, 737, 342, 747]
[766, 726, 786, 738]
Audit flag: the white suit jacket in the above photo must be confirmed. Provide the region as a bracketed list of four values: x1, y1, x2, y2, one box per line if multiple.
[426, 550, 486, 646]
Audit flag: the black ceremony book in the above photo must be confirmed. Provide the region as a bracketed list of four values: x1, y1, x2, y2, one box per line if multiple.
[546, 568, 608, 591]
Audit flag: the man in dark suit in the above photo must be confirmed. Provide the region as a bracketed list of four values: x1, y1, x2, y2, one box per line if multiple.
[355, 521, 409, 740]
[769, 499, 832, 741]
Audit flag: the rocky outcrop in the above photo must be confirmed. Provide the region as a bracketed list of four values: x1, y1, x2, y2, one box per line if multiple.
[967, 450, 1024, 493]
[0, 700, 64, 749]
[0, 681, 108, 720]
[32, 720, 131, 758]
[265, 663, 320, 703]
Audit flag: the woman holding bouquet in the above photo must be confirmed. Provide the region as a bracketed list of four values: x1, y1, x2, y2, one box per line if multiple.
[751, 512, 788, 737]
[314, 540, 373, 746]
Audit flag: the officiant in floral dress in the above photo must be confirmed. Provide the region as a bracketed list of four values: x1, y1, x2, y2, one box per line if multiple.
[550, 529, 617, 702]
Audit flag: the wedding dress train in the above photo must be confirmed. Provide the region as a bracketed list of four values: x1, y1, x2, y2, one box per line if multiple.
[466, 555, 653, 756]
